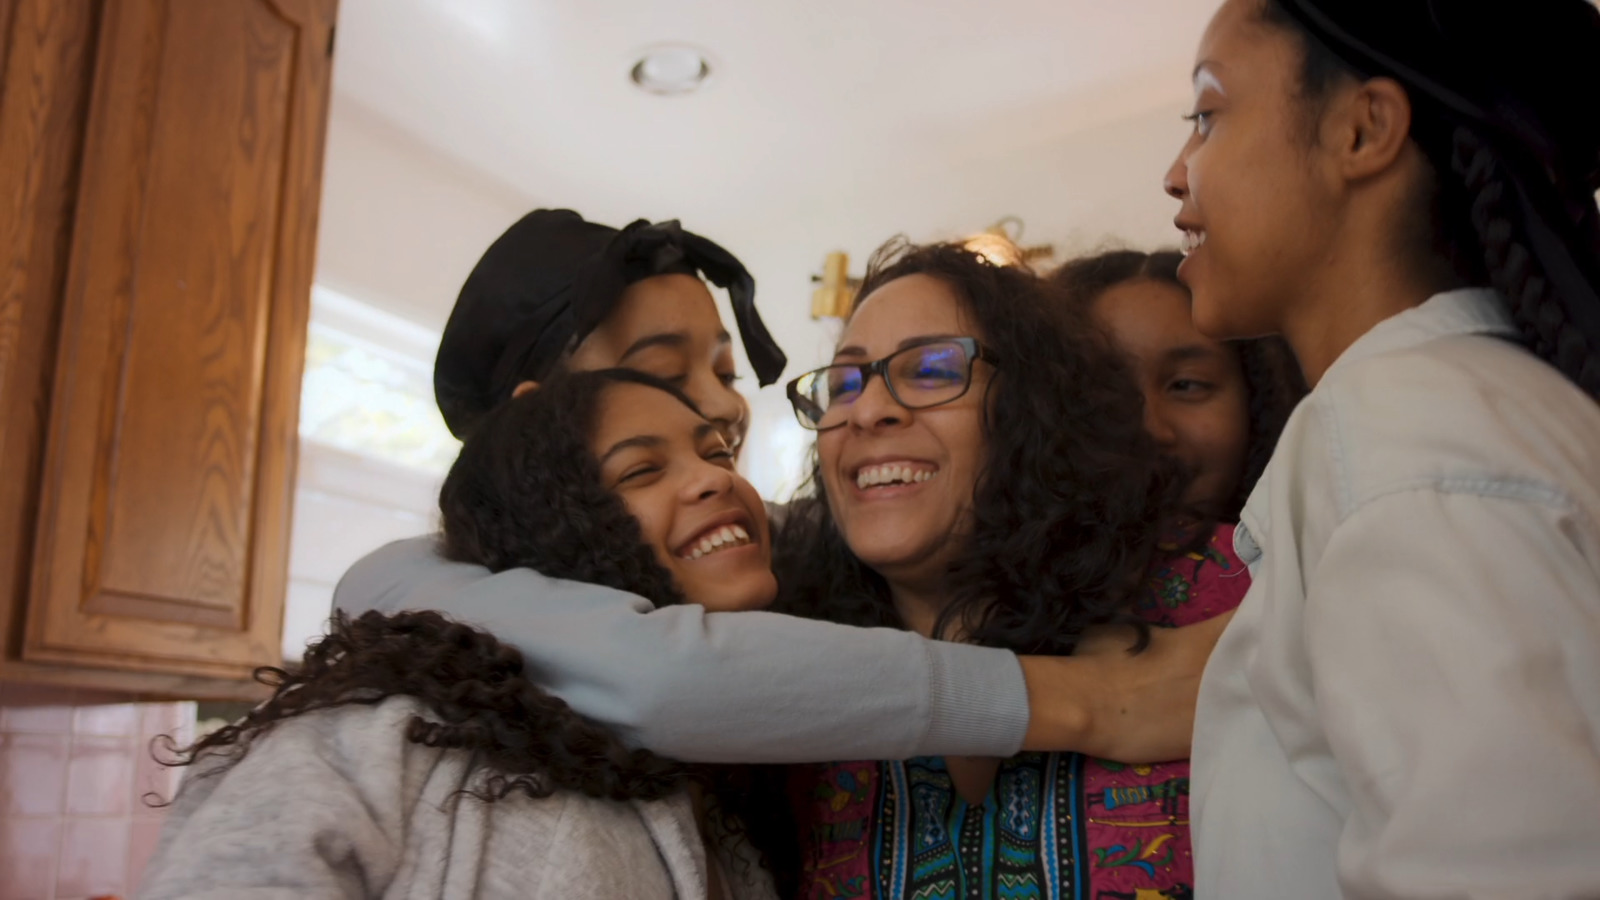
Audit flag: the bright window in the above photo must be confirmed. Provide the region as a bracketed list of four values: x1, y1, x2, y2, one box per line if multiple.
[297, 287, 459, 474]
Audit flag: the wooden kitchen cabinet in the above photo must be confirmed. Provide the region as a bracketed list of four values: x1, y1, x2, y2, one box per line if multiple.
[0, 0, 338, 697]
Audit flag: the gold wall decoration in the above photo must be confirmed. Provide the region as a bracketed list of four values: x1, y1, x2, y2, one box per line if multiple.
[963, 217, 1056, 269]
[811, 219, 1052, 320]
[811, 251, 860, 320]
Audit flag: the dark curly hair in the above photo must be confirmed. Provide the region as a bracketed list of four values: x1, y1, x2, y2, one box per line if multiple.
[436, 369, 694, 603]
[174, 608, 689, 800]
[164, 369, 796, 884]
[1049, 249, 1309, 520]
[774, 240, 1184, 655]
[1259, 0, 1600, 400]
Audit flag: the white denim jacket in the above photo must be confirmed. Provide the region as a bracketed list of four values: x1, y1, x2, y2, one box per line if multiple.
[1193, 289, 1600, 900]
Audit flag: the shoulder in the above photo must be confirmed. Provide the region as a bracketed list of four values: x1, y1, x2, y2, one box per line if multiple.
[195, 696, 441, 782]
[332, 535, 459, 612]
[333, 534, 654, 616]
[1294, 336, 1600, 515]
[175, 696, 478, 810]
[486, 785, 664, 856]
[157, 698, 459, 857]
[1139, 523, 1249, 627]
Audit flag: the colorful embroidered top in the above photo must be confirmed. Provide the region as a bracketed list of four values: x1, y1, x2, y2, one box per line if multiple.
[790, 523, 1248, 900]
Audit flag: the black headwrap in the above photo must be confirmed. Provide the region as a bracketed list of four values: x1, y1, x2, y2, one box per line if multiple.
[434, 209, 788, 438]
[1272, 0, 1600, 371]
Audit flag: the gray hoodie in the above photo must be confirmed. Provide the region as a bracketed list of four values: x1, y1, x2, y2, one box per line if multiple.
[138, 696, 777, 900]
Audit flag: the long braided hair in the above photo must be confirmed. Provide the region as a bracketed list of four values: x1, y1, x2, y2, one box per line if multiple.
[1260, 0, 1600, 399]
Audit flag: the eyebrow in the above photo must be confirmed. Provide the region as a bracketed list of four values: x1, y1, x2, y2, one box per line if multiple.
[599, 435, 664, 464]
[1165, 344, 1229, 364]
[617, 330, 733, 362]
[598, 422, 721, 465]
[1192, 63, 1225, 94]
[834, 333, 965, 361]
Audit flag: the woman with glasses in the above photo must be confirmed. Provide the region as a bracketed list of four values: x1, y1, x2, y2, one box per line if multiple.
[777, 240, 1249, 900]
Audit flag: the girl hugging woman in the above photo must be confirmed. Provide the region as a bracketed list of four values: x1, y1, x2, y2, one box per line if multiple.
[139, 369, 790, 900]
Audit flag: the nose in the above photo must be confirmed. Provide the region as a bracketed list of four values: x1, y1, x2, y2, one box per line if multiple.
[844, 371, 908, 432]
[685, 371, 750, 450]
[1164, 141, 1192, 201]
[681, 455, 737, 504]
[1144, 399, 1180, 450]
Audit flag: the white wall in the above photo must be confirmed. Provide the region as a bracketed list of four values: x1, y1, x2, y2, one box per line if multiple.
[314, 84, 1190, 369]
[286, 92, 521, 654]
[314, 96, 536, 332]
[282, 440, 441, 659]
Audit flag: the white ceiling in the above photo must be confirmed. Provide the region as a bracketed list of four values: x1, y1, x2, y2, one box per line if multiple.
[329, 0, 1214, 237]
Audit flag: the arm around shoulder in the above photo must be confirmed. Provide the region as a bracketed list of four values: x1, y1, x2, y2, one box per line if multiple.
[332, 537, 1031, 762]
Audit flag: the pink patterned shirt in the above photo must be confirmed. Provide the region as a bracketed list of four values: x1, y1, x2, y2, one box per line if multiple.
[790, 523, 1249, 900]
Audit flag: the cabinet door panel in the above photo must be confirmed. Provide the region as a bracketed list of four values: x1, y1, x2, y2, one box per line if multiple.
[26, 0, 336, 678]
[0, 0, 101, 654]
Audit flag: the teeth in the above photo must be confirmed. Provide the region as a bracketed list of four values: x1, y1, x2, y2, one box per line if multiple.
[854, 463, 937, 490]
[682, 524, 754, 560]
[1180, 229, 1206, 255]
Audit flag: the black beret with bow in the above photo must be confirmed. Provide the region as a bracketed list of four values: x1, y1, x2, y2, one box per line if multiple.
[434, 209, 787, 438]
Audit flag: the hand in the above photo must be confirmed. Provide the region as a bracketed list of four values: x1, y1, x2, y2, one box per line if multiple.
[1017, 611, 1234, 762]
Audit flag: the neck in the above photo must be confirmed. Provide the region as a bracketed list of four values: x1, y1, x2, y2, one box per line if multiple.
[1282, 209, 1458, 385]
[888, 579, 959, 640]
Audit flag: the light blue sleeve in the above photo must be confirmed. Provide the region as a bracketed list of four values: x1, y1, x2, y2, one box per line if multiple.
[331, 536, 1029, 763]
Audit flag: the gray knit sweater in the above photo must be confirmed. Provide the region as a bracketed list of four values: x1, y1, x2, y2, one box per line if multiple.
[136, 696, 777, 900]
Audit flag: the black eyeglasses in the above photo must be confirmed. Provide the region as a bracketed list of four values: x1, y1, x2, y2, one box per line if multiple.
[786, 337, 997, 431]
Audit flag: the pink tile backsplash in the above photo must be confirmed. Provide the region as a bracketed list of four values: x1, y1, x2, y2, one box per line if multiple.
[1, 734, 69, 816]
[56, 817, 130, 898]
[0, 682, 194, 900]
[0, 818, 59, 900]
[132, 737, 182, 812]
[65, 737, 134, 817]
[125, 816, 167, 893]
[72, 701, 141, 738]
[139, 702, 192, 745]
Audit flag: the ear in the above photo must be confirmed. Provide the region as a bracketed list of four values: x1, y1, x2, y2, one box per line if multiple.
[1325, 76, 1414, 181]
[510, 380, 540, 399]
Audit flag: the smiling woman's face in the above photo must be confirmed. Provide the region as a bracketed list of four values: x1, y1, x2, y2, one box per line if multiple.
[815, 274, 991, 590]
[589, 381, 776, 612]
[1165, 0, 1345, 342]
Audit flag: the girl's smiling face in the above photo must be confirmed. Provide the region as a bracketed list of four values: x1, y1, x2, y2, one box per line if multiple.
[1091, 277, 1250, 517]
[591, 381, 776, 612]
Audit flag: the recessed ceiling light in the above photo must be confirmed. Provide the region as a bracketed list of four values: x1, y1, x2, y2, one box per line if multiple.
[630, 44, 713, 96]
